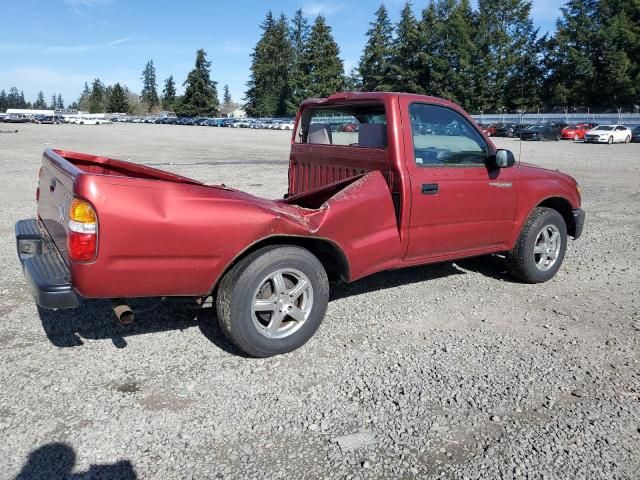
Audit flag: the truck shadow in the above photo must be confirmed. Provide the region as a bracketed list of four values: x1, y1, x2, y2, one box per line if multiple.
[36, 255, 511, 353]
[15, 442, 137, 479]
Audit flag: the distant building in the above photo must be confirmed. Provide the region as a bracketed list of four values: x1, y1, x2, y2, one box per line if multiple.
[6, 108, 54, 116]
[229, 108, 246, 118]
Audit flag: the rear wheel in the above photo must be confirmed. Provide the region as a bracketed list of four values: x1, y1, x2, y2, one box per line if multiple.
[608, 136, 613, 144]
[216, 245, 329, 357]
[625, 135, 630, 143]
[507, 207, 567, 283]
[574, 134, 579, 141]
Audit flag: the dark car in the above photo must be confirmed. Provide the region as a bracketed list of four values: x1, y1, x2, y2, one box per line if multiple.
[520, 124, 561, 141]
[630, 125, 640, 143]
[494, 123, 519, 137]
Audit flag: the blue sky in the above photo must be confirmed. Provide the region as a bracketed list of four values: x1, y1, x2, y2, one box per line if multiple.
[0, 0, 561, 105]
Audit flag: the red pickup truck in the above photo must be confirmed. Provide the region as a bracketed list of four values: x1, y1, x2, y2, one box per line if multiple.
[16, 92, 584, 357]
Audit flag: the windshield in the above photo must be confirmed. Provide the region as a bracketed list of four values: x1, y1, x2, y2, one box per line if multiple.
[529, 126, 545, 132]
[632, 126, 640, 132]
[595, 126, 613, 131]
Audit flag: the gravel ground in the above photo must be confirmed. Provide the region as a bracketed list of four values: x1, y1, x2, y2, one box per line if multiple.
[1, 123, 639, 479]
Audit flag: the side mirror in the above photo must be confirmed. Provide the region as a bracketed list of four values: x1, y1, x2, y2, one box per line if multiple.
[494, 149, 515, 168]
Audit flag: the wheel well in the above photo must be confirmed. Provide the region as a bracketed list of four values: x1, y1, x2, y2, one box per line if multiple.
[537, 197, 575, 237]
[212, 236, 350, 293]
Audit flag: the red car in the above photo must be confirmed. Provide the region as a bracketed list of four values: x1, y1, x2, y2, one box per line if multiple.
[561, 123, 596, 140]
[16, 92, 585, 357]
[481, 123, 497, 136]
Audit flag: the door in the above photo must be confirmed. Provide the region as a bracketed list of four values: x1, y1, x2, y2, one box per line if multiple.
[402, 101, 517, 261]
[614, 125, 627, 142]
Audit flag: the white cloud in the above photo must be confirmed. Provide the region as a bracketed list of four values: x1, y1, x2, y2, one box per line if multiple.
[302, 2, 342, 17]
[106, 36, 134, 47]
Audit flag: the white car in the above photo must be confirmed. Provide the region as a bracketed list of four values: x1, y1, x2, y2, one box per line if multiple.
[584, 125, 632, 144]
[278, 120, 295, 130]
[73, 118, 111, 125]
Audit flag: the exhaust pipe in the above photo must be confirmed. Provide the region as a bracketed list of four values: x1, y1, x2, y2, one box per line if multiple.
[112, 300, 134, 325]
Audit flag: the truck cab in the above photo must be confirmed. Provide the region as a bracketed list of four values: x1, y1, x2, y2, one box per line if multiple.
[289, 92, 582, 265]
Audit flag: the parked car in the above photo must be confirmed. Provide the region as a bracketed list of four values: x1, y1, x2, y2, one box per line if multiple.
[480, 124, 498, 137]
[16, 92, 585, 357]
[631, 125, 640, 143]
[37, 116, 61, 125]
[494, 123, 519, 137]
[278, 120, 295, 130]
[73, 118, 111, 125]
[561, 124, 594, 141]
[520, 124, 561, 141]
[584, 125, 632, 144]
[4, 114, 29, 123]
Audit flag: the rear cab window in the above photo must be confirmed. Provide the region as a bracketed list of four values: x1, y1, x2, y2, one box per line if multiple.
[296, 104, 387, 149]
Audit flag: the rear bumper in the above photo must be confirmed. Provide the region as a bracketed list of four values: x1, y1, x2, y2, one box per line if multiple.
[16, 219, 81, 309]
[572, 209, 585, 240]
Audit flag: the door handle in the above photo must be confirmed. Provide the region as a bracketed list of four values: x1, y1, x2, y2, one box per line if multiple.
[421, 183, 438, 195]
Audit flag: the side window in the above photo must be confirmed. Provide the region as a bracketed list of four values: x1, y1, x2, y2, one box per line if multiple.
[409, 103, 488, 167]
[298, 108, 387, 149]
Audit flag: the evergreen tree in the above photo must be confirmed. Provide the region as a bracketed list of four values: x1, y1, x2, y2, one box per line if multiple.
[223, 84, 232, 105]
[475, 0, 536, 111]
[34, 91, 47, 109]
[78, 82, 91, 111]
[359, 4, 394, 91]
[432, 0, 477, 107]
[287, 8, 311, 112]
[7, 87, 20, 109]
[19, 91, 27, 108]
[106, 83, 130, 112]
[0, 89, 6, 112]
[245, 12, 294, 117]
[301, 15, 344, 98]
[57, 94, 64, 110]
[389, 2, 426, 93]
[141, 60, 159, 111]
[592, 0, 640, 109]
[162, 75, 176, 110]
[89, 78, 106, 113]
[175, 49, 219, 117]
[544, 0, 599, 109]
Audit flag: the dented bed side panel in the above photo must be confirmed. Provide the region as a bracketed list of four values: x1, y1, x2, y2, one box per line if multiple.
[69, 170, 401, 298]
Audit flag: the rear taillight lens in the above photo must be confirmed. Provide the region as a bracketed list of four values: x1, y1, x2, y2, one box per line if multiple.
[68, 198, 98, 261]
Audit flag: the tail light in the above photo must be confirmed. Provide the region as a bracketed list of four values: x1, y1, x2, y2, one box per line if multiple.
[67, 198, 98, 261]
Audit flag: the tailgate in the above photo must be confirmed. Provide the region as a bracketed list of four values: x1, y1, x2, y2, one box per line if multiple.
[37, 151, 77, 263]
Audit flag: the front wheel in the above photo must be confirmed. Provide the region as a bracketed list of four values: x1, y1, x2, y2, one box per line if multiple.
[507, 207, 567, 283]
[574, 134, 579, 141]
[216, 245, 329, 357]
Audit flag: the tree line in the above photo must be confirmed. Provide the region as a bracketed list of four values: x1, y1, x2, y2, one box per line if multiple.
[245, 0, 639, 116]
[0, 88, 67, 112]
[1, 49, 235, 116]
[2, 1, 638, 116]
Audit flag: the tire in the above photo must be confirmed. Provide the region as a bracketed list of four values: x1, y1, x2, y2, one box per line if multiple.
[507, 207, 567, 283]
[608, 136, 613, 144]
[625, 135, 630, 144]
[216, 245, 329, 357]
[574, 134, 579, 141]
[555, 134, 560, 141]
